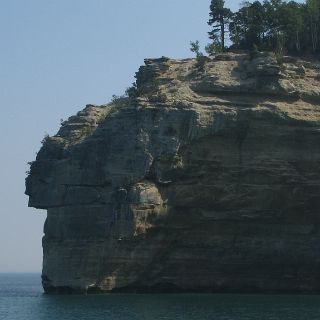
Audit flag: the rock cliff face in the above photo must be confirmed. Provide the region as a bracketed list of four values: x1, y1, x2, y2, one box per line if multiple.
[26, 53, 320, 293]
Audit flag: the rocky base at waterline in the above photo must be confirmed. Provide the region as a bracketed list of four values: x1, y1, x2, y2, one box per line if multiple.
[26, 52, 320, 294]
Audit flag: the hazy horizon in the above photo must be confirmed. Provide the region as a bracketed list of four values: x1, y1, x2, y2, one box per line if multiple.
[0, 0, 304, 272]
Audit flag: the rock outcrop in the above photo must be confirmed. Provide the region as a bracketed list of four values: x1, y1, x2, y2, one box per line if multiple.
[26, 53, 320, 293]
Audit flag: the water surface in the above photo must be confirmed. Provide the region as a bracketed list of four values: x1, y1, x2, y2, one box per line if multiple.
[1, 273, 320, 320]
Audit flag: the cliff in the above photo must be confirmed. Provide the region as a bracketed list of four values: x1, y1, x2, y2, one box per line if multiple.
[26, 53, 320, 293]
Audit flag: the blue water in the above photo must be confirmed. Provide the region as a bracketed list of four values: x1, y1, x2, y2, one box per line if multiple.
[1, 274, 320, 320]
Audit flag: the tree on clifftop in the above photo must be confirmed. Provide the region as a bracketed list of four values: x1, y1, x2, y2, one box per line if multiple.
[208, 0, 232, 51]
[229, 1, 266, 50]
[306, 0, 320, 52]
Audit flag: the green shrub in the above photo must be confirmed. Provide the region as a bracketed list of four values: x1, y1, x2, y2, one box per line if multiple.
[41, 133, 50, 145]
[196, 54, 208, 72]
[205, 42, 222, 56]
[190, 40, 208, 72]
[110, 94, 128, 107]
[125, 82, 143, 98]
[190, 40, 201, 56]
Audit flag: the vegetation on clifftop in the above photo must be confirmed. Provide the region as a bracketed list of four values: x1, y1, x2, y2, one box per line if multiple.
[208, 0, 320, 55]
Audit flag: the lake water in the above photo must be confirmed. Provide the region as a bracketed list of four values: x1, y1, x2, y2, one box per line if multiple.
[1, 273, 320, 320]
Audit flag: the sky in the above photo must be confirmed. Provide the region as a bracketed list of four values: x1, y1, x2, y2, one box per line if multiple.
[0, 0, 302, 272]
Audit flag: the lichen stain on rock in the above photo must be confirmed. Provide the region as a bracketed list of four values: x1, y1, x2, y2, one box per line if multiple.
[26, 53, 320, 294]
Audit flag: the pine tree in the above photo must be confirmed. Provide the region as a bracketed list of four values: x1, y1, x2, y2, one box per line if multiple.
[306, 0, 320, 52]
[229, 1, 266, 50]
[208, 0, 232, 52]
[281, 2, 304, 52]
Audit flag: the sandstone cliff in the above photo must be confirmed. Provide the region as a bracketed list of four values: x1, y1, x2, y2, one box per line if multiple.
[26, 53, 320, 293]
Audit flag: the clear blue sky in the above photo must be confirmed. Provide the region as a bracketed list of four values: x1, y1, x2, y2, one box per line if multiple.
[0, 0, 302, 272]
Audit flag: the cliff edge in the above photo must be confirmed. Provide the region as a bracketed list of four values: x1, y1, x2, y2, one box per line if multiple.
[26, 53, 320, 293]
